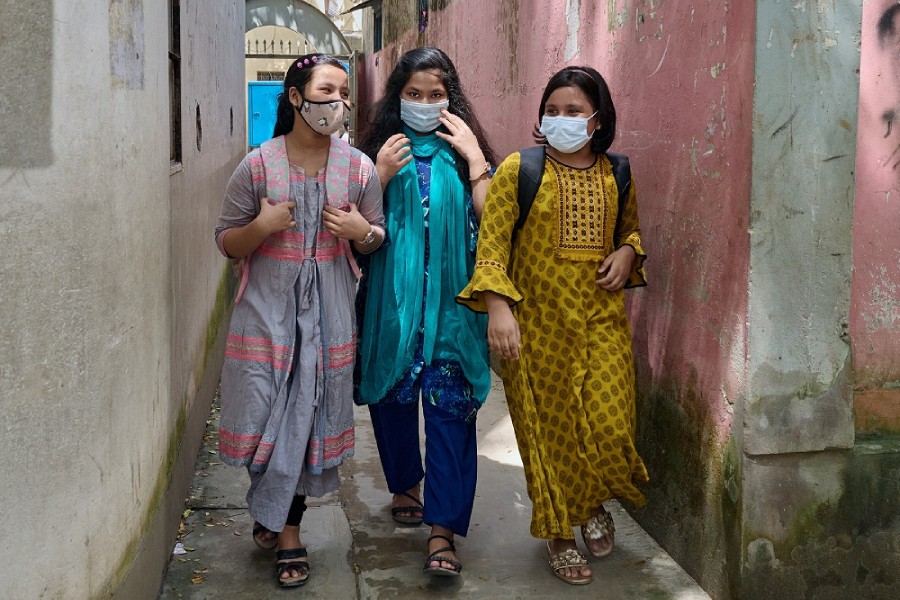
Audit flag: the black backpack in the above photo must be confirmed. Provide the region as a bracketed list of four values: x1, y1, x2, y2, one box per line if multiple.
[513, 146, 631, 242]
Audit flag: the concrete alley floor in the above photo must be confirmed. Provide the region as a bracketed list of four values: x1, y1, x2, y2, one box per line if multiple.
[158, 372, 711, 599]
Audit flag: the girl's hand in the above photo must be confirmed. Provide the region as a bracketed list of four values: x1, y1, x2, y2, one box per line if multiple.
[375, 133, 412, 186]
[322, 203, 371, 241]
[435, 110, 485, 170]
[485, 294, 521, 360]
[596, 246, 636, 291]
[256, 197, 297, 235]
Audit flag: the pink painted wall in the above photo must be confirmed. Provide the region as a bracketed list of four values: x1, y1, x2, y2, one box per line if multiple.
[359, 0, 756, 438]
[852, 1, 900, 406]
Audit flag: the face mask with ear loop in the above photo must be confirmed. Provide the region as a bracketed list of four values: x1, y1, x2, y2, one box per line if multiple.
[539, 111, 599, 153]
[295, 98, 349, 136]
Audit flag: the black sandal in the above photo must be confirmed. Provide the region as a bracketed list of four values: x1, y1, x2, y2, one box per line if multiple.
[390, 491, 424, 525]
[423, 534, 462, 576]
[275, 547, 309, 587]
[252, 522, 277, 551]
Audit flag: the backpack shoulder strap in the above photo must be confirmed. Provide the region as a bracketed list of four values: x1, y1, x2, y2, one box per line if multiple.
[606, 152, 632, 241]
[514, 146, 547, 240]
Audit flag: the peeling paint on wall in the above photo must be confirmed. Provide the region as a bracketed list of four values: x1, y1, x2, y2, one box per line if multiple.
[109, 0, 145, 90]
[851, 0, 900, 388]
[564, 0, 581, 60]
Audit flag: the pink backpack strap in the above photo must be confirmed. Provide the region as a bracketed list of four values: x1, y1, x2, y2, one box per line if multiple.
[234, 138, 292, 303]
[325, 137, 361, 279]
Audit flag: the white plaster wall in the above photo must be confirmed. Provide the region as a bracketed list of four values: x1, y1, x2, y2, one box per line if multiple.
[0, 1, 245, 597]
[747, 2, 860, 454]
[170, 1, 246, 426]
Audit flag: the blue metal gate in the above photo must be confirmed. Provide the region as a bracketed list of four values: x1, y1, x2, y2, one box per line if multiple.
[247, 81, 283, 148]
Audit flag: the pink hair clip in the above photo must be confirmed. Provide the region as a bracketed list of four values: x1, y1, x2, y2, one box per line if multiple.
[311, 55, 318, 62]
[304, 58, 310, 65]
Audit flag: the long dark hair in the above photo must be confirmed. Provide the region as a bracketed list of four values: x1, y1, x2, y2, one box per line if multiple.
[273, 53, 346, 138]
[358, 47, 496, 182]
[533, 66, 617, 154]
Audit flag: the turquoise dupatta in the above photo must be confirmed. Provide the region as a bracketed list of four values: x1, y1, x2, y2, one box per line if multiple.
[357, 127, 489, 406]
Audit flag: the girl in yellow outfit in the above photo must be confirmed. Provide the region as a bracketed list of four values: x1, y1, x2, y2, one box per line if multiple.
[457, 66, 648, 586]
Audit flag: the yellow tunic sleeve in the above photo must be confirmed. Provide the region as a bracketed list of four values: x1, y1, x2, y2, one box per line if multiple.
[614, 173, 648, 288]
[457, 153, 525, 312]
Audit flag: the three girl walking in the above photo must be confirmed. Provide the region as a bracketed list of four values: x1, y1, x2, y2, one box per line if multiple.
[214, 47, 648, 589]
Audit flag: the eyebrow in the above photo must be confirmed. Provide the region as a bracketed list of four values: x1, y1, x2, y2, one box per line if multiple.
[405, 86, 444, 94]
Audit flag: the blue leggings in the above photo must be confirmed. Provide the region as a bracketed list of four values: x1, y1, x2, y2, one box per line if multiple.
[368, 398, 477, 536]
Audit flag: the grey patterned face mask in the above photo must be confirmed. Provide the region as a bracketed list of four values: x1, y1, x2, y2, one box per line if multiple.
[296, 98, 348, 136]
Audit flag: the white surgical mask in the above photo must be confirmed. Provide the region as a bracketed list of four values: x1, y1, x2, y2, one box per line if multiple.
[539, 112, 598, 154]
[297, 98, 348, 136]
[400, 98, 449, 133]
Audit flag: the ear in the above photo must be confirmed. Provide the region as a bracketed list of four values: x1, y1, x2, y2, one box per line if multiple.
[288, 86, 303, 107]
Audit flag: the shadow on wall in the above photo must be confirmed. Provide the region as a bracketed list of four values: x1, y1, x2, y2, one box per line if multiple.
[1, 2, 53, 168]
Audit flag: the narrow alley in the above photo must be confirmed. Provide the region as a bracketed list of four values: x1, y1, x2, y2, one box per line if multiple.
[158, 372, 710, 599]
[4, 2, 900, 600]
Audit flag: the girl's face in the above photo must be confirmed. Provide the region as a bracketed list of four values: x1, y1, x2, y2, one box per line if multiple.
[400, 69, 447, 104]
[543, 84, 600, 130]
[289, 64, 350, 106]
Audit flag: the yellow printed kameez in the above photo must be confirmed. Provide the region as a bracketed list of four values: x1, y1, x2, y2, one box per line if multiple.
[458, 151, 649, 540]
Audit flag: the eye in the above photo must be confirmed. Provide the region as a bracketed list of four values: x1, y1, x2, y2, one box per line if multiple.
[408, 91, 420, 99]
[431, 92, 444, 99]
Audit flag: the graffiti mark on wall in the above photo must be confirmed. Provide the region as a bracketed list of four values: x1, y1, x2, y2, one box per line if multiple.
[876, 4, 900, 168]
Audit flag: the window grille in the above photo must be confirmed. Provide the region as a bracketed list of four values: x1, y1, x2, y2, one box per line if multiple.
[257, 71, 285, 82]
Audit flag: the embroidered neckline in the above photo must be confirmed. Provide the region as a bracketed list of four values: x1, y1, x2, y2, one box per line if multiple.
[549, 158, 610, 261]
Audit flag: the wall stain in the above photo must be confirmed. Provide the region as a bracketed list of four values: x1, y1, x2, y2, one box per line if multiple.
[109, 0, 145, 90]
[771, 108, 798, 138]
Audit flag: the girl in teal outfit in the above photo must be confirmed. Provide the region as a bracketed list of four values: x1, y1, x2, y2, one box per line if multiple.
[356, 47, 496, 577]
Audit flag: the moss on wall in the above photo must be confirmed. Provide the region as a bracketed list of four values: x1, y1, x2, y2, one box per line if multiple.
[202, 265, 237, 373]
[631, 376, 737, 599]
[92, 403, 188, 599]
[741, 442, 900, 599]
[95, 265, 236, 599]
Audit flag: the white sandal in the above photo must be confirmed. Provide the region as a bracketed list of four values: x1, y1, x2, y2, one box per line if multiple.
[581, 505, 615, 558]
[547, 541, 592, 585]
